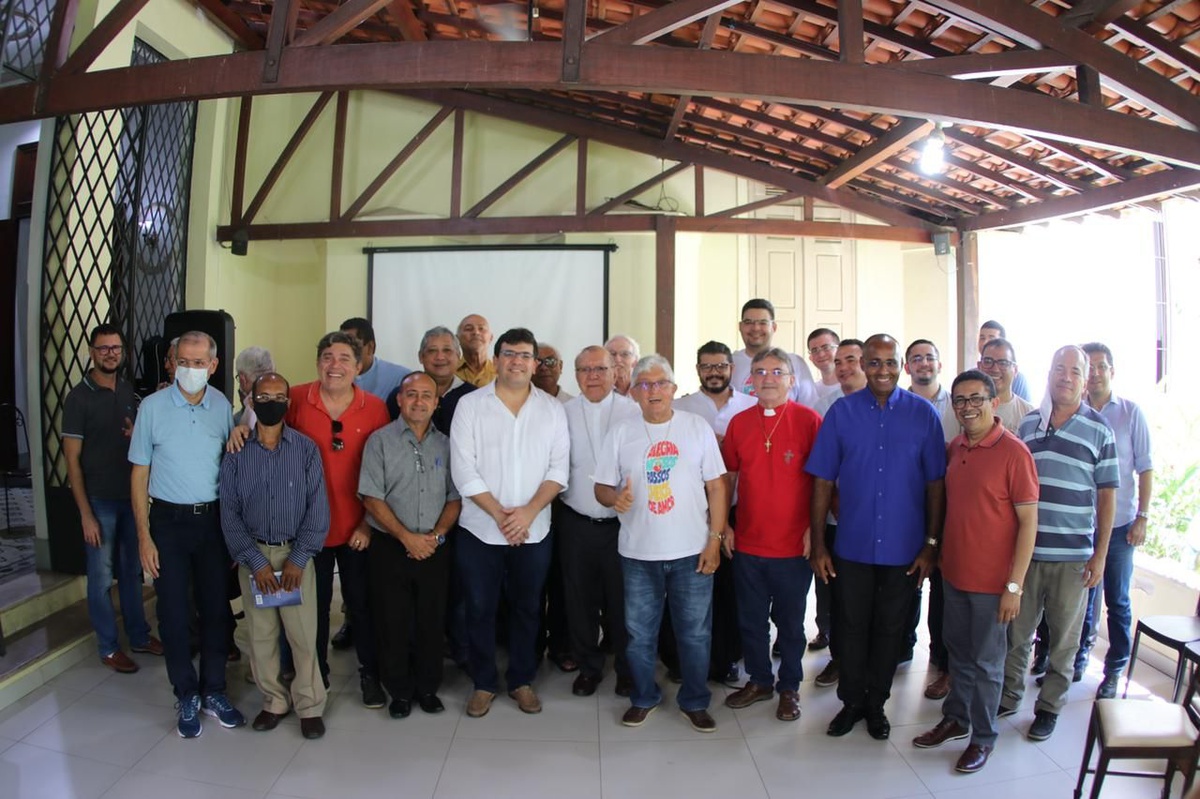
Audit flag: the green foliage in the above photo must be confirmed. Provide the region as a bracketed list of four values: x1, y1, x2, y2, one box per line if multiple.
[1141, 396, 1200, 570]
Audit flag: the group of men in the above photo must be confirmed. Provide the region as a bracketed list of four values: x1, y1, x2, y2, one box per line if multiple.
[64, 301, 1152, 772]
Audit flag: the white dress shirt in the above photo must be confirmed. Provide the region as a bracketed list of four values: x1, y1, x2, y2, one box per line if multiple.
[674, 389, 757, 438]
[450, 383, 570, 545]
[562, 392, 641, 518]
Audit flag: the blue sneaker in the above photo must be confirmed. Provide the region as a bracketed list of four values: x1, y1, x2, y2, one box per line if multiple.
[202, 693, 247, 728]
[176, 694, 203, 738]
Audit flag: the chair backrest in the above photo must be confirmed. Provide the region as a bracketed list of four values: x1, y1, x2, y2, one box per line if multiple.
[1183, 662, 1200, 732]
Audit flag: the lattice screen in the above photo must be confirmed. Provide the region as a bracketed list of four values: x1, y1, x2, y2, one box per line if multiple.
[0, 0, 51, 85]
[39, 39, 196, 486]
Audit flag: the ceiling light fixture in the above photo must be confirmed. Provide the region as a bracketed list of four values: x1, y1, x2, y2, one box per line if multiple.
[919, 124, 947, 176]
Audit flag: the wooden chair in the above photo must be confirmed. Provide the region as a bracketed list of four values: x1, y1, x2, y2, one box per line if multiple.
[1125, 594, 1200, 702]
[1076, 663, 1200, 799]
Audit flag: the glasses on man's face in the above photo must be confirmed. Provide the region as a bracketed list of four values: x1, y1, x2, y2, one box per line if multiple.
[252, 393, 288, 404]
[980, 357, 1014, 370]
[808, 344, 837, 356]
[500, 349, 536, 361]
[907, 354, 938, 365]
[740, 319, 772, 328]
[697, 363, 731, 374]
[176, 357, 211, 369]
[93, 345, 123, 355]
[536, 357, 560, 368]
[752, 368, 792, 378]
[575, 365, 610, 375]
[331, 420, 344, 452]
[635, 380, 674, 392]
[951, 395, 990, 409]
[608, 350, 635, 362]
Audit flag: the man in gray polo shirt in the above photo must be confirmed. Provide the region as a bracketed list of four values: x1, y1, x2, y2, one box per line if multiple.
[360, 371, 461, 719]
[131, 330, 244, 739]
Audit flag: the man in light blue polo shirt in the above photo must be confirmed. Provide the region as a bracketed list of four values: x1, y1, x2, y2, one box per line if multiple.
[131, 330, 245, 739]
[341, 317, 411, 401]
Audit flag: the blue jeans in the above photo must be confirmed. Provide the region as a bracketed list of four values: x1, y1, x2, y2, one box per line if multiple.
[456, 530, 553, 692]
[1079, 523, 1135, 676]
[86, 498, 152, 656]
[734, 553, 812, 692]
[623, 554, 713, 712]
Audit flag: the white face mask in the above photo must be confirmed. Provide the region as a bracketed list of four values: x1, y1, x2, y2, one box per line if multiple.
[176, 366, 209, 394]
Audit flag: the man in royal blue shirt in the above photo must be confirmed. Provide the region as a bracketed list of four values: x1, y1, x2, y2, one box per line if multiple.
[807, 334, 947, 741]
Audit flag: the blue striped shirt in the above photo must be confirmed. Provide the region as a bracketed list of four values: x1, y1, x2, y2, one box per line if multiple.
[1018, 405, 1119, 562]
[219, 426, 330, 572]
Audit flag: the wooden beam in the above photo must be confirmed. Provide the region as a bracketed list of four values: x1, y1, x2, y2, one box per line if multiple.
[694, 165, 704, 216]
[561, 0, 586, 81]
[191, 0, 265, 49]
[59, 0, 152, 75]
[292, 0, 392, 47]
[1024, 135, 1136, 181]
[945, 130, 1091, 193]
[593, 0, 742, 45]
[589, 162, 691, 215]
[464, 134, 576, 218]
[344, 105, 453, 220]
[655, 216, 676, 364]
[837, 0, 865, 64]
[243, 92, 334, 224]
[922, 0, 1200, 129]
[960, 167, 1200, 230]
[231, 96, 253, 225]
[955, 230, 979, 372]
[940, 153, 1052, 201]
[891, 49, 1076, 78]
[450, 108, 464, 217]
[1109, 17, 1200, 81]
[1058, 0, 1140, 33]
[576, 138, 588, 216]
[262, 0, 298, 84]
[36, 0, 80, 112]
[1076, 64, 1103, 107]
[820, 119, 933, 188]
[330, 91, 349, 220]
[721, 19, 838, 60]
[383, 0, 428, 41]
[710, 191, 805, 217]
[769, 0, 947, 58]
[665, 13, 720, 141]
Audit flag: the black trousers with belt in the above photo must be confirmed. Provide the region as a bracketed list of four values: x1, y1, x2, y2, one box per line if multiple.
[833, 555, 918, 711]
[558, 504, 627, 680]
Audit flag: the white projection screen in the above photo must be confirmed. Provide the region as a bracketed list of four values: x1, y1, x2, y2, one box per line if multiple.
[367, 246, 612, 369]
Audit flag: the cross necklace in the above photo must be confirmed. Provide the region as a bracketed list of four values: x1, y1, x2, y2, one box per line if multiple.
[760, 403, 787, 452]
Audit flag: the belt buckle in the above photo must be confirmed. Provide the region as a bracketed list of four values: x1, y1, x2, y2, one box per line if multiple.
[191, 502, 206, 515]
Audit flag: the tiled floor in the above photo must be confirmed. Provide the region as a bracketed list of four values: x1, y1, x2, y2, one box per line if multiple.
[0, 620, 1192, 799]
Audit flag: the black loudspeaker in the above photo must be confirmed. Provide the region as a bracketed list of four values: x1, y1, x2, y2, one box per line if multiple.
[164, 309, 236, 403]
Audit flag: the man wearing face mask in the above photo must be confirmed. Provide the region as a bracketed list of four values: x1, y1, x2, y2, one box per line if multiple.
[131, 331, 242, 739]
[220, 373, 330, 739]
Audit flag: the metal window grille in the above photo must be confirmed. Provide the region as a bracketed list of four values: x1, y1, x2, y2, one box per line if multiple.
[39, 39, 196, 486]
[0, 0, 52, 85]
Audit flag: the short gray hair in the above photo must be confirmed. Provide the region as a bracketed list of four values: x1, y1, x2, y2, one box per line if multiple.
[631, 354, 675, 385]
[419, 325, 461, 357]
[575, 345, 612, 369]
[235, 346, 274, 378]
[751, 347, 792, 370]
[605, 334, 641, 360]
[178, 331, 216, 359]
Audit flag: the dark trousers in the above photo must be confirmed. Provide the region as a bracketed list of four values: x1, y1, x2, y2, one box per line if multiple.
[149, 502, 229, 699]
[368, 530, 450, 699]
[315, 543, 376, 681]
[444, 524, 469, 665]
[734, 553, 813, 692]
[539, 503, 572, 659]
[906, 567, 947, 670]
[457, 530, 553, 692]
[814, 523, 839, 658]
[834, 555, 918, 710]
[559, 505, 627, 680]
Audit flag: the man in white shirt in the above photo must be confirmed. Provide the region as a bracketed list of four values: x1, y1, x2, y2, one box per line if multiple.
[729, 299, 818, 407]
[450, 328, 570, 719]
[605, 334, 641, 396]
[979, 338, 1034, 433]
[595, 355, 728, 733]
[806, 328, 843, 404]
[533, 344, 574, 404]
[905, 339, 957, 443]
[675, 341, 757, 442]
[561, 346, 642, 698]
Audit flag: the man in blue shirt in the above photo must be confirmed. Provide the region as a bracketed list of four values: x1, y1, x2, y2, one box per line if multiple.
[221, 372, 330, 739]
[807, 334, 947, 741]
[341, 317, 411, 401]
[131, 330, 244, 739]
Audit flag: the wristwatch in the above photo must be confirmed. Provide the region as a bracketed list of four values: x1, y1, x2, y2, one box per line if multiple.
[1136, 511, 1149, 520]
[1005, 582, 1023, 596]
[709, 531, 725, 542]
[925, 537, 939, 548]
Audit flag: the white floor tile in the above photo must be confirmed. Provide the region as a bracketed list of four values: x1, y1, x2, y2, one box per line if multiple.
[131, 723, 303, 792]
[932, 770, 1080, 799]
[597, 692, 744, 741]
[434, 738, 600, 799]
[456, 686, 599, 742]
[601, 737, 768, 799]
[271, 727, 452, 799]
[99, 770, 267, 799]
[0, 684, 83, 740]
[891, 721, 1061, 793]
[87, 664, 176, 708]
[0, 734, 16, 754]
[22, 692, 172, 767]
[746, 732, 929, 799]
[0, 741, 127, 799]
[42, 660, 115, 695]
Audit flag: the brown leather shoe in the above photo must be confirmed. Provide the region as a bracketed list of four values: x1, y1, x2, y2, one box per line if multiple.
[130, 636, 164, 656]
[100, 651, 139, 674]
[252, 709, 290, 731]
[508, 685, 542, 714]
[300, 716, 325, 739]
[621, 704, 657, 727]
[912, 717, 970, 749]
[776, 690, 801, 722]
[466, 690, 496, 718]
[924, 671, 951, 700]
[814, 659, 839, 688]
[682, 708, 717, 733]
[725, 682, 774, 709]
[954, 743, 993, 773]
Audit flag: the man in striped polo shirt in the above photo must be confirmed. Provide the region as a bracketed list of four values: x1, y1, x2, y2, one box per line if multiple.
[1000, 345, 1118, 742]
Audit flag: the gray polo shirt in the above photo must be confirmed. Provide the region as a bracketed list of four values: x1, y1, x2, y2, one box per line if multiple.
[62, 373, 139, 500]
[359, 419, 459, 534]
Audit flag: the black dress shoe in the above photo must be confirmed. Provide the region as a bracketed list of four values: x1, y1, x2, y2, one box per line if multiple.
[614, 675, 633, 698]
[866, 708, 890, 740]
[389, 698, 412, 718]
[331, 622, 353, 650]
[417, 694, 445, 714]
[827, 705, 864, 737]
[572, 673, 601, 697]
[252, 709, 290, 731]
[300, 717, 326, 739]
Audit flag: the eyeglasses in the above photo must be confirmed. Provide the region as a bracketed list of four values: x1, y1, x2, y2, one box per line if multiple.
[575, 365, 610, 375]
[607, 350, 635, 361]
[697, 363, 731, 374]
[175, 357, 211, 369]
[410, 443, 424, 474]
[252, 393, 288, 404]
[93, 345, 123, 355]
[907, 354, 938, 364]
[536, 357, 560, 368]
[331, 420, 344, 452]
[500, 349, 536, 361]
[980, 357, 1014, 370]
[752, 368, 792, 378]
[808, 344, 837, 356]
[740, 319, 772, 327]
[951, 395, 991, 409]
[634, 380, 674, 392]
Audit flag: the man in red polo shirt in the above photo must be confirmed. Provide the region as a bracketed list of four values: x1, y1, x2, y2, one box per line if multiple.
[912, 369, 1037, 774]
[721, 347, 822, 722]
[287, 331, 391, 708]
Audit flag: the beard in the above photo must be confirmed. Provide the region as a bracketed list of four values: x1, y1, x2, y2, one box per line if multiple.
[701, 376, 730, 394]
[96, 362, 119, 375]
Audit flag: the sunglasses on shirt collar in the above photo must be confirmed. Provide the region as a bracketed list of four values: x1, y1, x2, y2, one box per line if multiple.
[331, 419, 344, 452]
